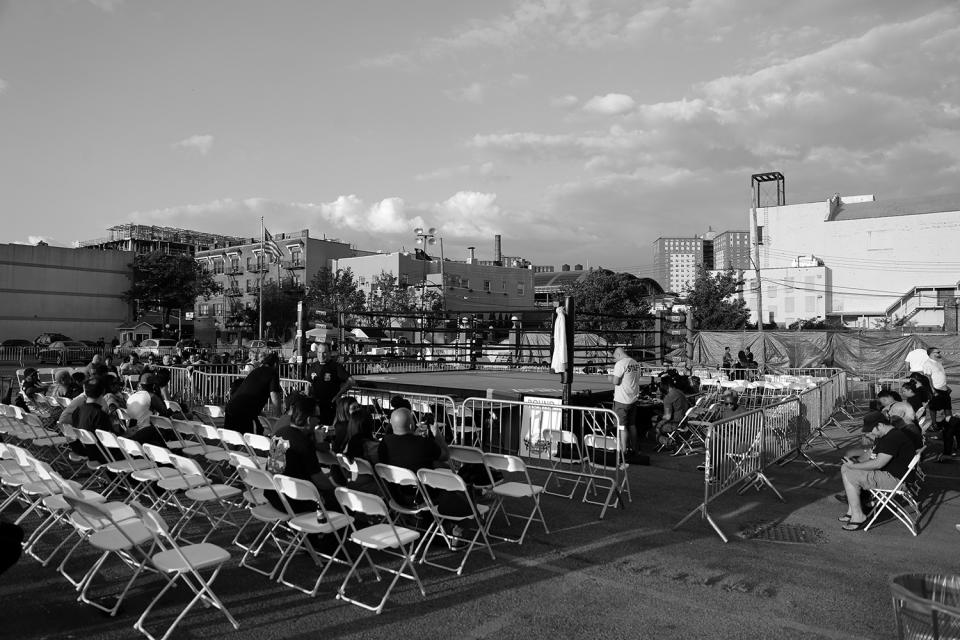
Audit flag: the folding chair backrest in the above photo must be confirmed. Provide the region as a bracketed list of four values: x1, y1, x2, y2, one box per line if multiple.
[239, 466, 278, 492]
[335, 486, 388, 518]
[151, 415, 174, 431]
[205, 405, 225, 419]
[142, 443, 173, 467]
[94, 429, 122, 461]
[543, 428, 577, 446]
[583, 433, 618, 451]
[448, 445, 485, 466]
[417, 467, 467, 493]
[117, 436, 146, 460]
[217, 428, 246, 449]
[75, 427, 98, 447]
[195, 423, 220, 441]
[374, 463, 419, 488]
[228, 451, 258, 470]
[483, 453, 526, 474]
[273, 474, 320, 504]
[170, 453, 205, 479]
[244, 433, 271, 456]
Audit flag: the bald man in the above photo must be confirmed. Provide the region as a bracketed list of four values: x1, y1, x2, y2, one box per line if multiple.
[610, 347, 641, 452]
[378, 407, 449, 472]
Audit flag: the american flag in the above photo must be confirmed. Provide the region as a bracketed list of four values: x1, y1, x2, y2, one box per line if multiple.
[262, 227, 282, 262]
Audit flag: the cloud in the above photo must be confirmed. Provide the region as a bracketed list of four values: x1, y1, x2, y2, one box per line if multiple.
[582, 93, 636, 115]
[444, 82, 485, 103]
[414, 162, 495, 182]
[171, 134, 214, 155]
[550, 94, 579, 108]
[86, 0, 125, 12]
[12, 235, 70, 247]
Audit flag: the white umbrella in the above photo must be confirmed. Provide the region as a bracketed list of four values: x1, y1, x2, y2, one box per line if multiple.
[551, 307, 567, 374]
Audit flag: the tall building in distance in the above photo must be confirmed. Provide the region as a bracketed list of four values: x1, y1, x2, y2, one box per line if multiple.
[652, 235, 713, 294]
[711, 230, 751, 271]
[79, 224, 242, 256]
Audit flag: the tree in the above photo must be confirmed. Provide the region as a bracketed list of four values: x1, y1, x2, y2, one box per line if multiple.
[253, 282, 303, 340]
[304, 267, 366, 324]
[686, 266, 750, 330]
[366, 271, 418, 328]
[564, 269, 652, 331]
[126, 252, 221, 326]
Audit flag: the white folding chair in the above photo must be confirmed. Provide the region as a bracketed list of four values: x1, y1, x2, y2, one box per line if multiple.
[130, 503, 239, 640]
[94, 429, 155, 499]
[538, 428, 589, 499]
[482, 453, 548, 544]
[582, 433, 632, 516]
[233, 466, 290, 577]
[336, 453, 385, 497]
[273, 474, 355, 597]
[416, 467, 495, 575]
[334, 487, 425, 614]
[864, 449, 925, 536]
[373, 463, 431, 526]
[166, 453, 242, 543]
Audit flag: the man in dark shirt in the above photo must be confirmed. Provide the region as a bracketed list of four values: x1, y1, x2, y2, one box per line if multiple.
[224, 352, 282, 434]
[72, 379, 116, 462]
[308, 343, 354, 426]
[655, 376, 690, 446]
[264, 396, 335, 511]
[839, 418, 917, 529]
[378, 408, 448, 472]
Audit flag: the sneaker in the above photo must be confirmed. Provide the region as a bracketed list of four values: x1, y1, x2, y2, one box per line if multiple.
[448, 525, 466, 551]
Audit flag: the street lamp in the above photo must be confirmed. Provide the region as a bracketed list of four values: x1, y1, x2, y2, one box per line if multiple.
[266, 321, 272, 341]
[414, 226, 445, 312]
[511, 315, 522, 365]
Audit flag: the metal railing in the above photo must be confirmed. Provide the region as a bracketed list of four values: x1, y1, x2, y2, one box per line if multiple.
[458, 397, 628, 518]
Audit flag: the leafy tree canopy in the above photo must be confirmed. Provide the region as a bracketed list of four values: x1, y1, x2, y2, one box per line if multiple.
[126, 252, 221, 324]
[564, 269, 652, 331]
[686, 266, 750, 330]
[304, 267, 367, 323]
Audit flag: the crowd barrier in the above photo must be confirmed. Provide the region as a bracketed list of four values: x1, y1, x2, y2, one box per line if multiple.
[350, 385, 457, 439]
[845, 370, 911, 406]
[676, 370, 847, 541]
[458, 397, 628, 519]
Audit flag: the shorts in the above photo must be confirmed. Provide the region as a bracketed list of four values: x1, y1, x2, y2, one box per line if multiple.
[930, 388, 952, 412]
[613, 401, 637, 428]
[842, 467, 900, 491]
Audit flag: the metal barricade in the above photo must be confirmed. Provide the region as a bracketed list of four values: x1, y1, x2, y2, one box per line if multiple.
[155, 366, 192, 405]
[279, 377, 310, 400]
[350, 386, 456, 439]
[674, 408, 781, 542]
[762, 397, 802, 465]
[190, 371, 244, 407]
[458, 397, 628, 519]
[846, 370, 910, 406]
[0, 346, 32, 365]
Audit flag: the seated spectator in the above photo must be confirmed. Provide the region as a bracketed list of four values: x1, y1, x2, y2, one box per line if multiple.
[842, 408, 884, 464]
[378, 407, 448, 474]
[17, 368, 61, 428]
[937, 409, 960, 461]
[84, 354, 103, 379]
[877, 389, 915, 424]
[71, 379, 118, 462]
[101, 354, 119, 377]
[342, 407, 379, 464]
[264, 395, 336, 512]
[838, 416, 918, 530]
[49, 370, 74, 399]
[656, 376, 690, 446]
[142, 354, 159, 373]
[317, 395, 359, 454]
[900, 380, 928, 414]
[58, 376, 111, 427]
[718, 389, 742, 419]
[119, 353, 144, 378]
[125, 374, 171, 446]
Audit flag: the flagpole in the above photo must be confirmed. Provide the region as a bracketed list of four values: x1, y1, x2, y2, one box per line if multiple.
[259, 216, 264, 341]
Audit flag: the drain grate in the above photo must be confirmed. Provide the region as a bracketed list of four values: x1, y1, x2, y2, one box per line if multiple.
[738, 521, 827, 545]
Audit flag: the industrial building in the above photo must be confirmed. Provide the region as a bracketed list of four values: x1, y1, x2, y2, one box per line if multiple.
[80, 224, 242, 256]
[0, 243, 132, 341]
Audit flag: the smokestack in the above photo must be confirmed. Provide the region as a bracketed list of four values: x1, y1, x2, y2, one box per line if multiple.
[494, 235, 502, 266]
[467, 246, 476, 263]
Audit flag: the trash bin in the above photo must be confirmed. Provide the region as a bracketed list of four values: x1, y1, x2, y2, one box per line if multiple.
[891, 573, 960, 639]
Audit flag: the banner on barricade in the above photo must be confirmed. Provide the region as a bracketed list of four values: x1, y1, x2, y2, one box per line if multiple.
[519, 396, 562, 457]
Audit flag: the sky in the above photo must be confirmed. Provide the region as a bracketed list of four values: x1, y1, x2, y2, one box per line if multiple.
[1, 0, 958, 278]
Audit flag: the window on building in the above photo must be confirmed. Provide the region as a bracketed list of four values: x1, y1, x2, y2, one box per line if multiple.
[805, 296, 816, 313]
[293, 275, 301, 287]
[199, 303, 209, 316]
[290, 248, 302, 265]
[517, 282, 525, 296]
[463, 279, 470, 290]
[213, 258, 224, 274]
[483, 280, 491, 292]
[756, 227, 763, 245]
[230, 257, 239, 272]
[213, 303, 223, 316]
[502, 279, 507, 291]
[246, 256, 253, 270]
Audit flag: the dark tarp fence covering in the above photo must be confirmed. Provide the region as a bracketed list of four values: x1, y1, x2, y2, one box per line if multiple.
[692, 331, 960, 377]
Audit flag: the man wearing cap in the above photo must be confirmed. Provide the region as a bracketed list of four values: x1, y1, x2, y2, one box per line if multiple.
[308, 343, 354, 426]
[225, 351, 282, 434]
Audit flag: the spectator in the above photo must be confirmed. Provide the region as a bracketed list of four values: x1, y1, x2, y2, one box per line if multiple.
[318, 395, 359, 455]
[900, 380, 928, 414]
[264, 395, 336, 512]
[937, 409, 960, 461]
[342, 407, 379, 463]
[101, 354, 119, 377]
[49, 370, 74, 399]
[307, 343, 354, 426]
[655, 376, 690, 446]
[922, 347, 951, 417]
[71, 379, 118, 462]
[718, 389, 742, 419]
[224, 352, 282, 434]
[838, 416, 918, 530]
[378, 407, 453, 513]
[18, 368, 61, 428]
[721, 347, 733, 374]
[905, 347, 929, 373]
[877, 389, 915, 424]
[390, 395, 412, 413]
[609, 347, 641, 453]
[125, 374, 171, 446]
[85, 354, 103, 379]
[119, 353, 144, 378]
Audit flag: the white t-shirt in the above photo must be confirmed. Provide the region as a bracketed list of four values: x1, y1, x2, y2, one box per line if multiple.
[922, 358, 947, 390]
[905, 348, 929, 372]
[613, 356, 641, 404]
[125, 390, 154, 428]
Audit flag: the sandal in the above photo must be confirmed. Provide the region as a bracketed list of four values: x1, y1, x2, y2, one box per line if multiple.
[841, 520, 867, 531]
[838, 514, 852, 523]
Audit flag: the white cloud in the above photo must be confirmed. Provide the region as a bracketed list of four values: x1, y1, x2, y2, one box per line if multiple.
[582, 93, 635, 115]
[171, 134, 214, 155]
[12, 235, 69, 247]
[550, 94, 579, 108]
[444, 82, 485, 103]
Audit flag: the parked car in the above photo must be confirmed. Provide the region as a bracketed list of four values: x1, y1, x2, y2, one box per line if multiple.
[175, 339, 201, 352]
[34, 333, 72, 348]
[38, 340, 94, 364]
[0, 339, 33, 347]
[136, 338, 178, 357]
[79, 340, 100, 349]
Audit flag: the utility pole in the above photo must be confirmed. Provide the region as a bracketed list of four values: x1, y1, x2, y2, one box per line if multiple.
[751, 180, 764, 335]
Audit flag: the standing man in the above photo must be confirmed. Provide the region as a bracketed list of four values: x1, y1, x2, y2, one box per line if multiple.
[308, 342, 354, 426]
[721, 347, 733, 375]
[224, 352, 282, 434]
[610, 347, 641, 452]
[905, 346, 930, 373]
[922, 347, 952, 417]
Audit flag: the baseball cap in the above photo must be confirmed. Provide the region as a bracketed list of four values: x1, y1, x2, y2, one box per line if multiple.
[861, 411, 883, 433]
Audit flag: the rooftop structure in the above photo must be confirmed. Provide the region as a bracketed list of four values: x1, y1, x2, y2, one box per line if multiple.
[80, 224, 243, 256]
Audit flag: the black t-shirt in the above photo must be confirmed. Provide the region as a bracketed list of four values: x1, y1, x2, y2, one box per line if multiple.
[274, 425, 321, 481]
[874, 427, 916, 479]
[228, 366, 281, 411]
[377, 432, 441, 472]
[72, 401, 115, 434]
[308, 360, 350, 404]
